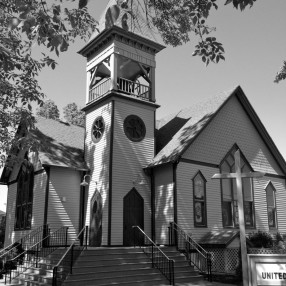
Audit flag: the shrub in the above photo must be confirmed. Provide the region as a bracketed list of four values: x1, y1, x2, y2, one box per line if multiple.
[276, 232, 284, 242]
[248, 231, 273, 248]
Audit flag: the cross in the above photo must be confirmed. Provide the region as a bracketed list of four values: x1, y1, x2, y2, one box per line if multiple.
[212, 150, 265, 286]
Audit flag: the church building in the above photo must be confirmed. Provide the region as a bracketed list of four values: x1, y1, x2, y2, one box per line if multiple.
[1, 0, 286, 251]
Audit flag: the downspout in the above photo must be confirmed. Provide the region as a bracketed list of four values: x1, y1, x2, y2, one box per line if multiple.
[43, 167, 50, 237]
[173, 162, 178, 226]
[150, 168, 155, 242]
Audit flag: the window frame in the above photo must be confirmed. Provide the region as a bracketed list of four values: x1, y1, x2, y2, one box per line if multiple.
[15, 160, 34, 231]
[265, 181, 277, 229]
[192, 171, 207, 227]
[220, 145, 255, 229]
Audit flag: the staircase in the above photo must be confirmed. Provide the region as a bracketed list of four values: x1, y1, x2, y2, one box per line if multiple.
[62, 246, 204, 286]
[2, 246, 206, 286]
[161, 246, 203, 285]
[2, 248, 66, 286]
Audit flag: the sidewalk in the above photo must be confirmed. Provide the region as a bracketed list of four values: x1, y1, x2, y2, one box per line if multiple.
[0, 278, 241, 286]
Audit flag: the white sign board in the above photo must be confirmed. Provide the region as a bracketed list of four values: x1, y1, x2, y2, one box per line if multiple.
[248, 254, 286, 286]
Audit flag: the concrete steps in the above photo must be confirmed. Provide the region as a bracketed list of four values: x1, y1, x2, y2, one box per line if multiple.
[3, 248, 67, 286]
[62, 246, 205, 286]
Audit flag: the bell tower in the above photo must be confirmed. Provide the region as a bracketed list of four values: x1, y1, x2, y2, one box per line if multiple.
[78, 0, 164, 246]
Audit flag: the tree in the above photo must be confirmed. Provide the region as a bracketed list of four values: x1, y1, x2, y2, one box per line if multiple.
[0, 0, 96, 167]
[36, 99, 60, 120]
[123, 0, 285, 82]
[63, 102, 85, 127]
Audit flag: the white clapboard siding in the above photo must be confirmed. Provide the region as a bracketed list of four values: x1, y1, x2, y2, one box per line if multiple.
[47, 167, 81, 243]
[4, 183, 17, 247]
[183, 96, 283, 175]
[253, 177, 286, 233]
[111, 99, 155, 245]
[4, 171, 47, 247]
[177, 162, 222, 240]
[154, 164, 174, 245]
[85, 102, 112, 246]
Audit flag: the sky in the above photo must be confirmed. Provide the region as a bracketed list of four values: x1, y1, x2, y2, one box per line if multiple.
[0, 0, 286, 212]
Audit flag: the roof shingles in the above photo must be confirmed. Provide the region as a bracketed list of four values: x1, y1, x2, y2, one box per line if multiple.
[32, 118, 87, 171]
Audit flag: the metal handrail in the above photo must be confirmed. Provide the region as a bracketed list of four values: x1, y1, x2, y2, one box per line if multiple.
[52, 226, 88, 286]
[169, 222, 212, 281]
[0, 225, 48, 258]
[4, 226, 69, 285]
[133, 226, 175, 285]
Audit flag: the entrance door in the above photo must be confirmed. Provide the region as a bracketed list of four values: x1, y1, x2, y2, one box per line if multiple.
[89, 191, 102, 246]
[123, 188, 144, 246]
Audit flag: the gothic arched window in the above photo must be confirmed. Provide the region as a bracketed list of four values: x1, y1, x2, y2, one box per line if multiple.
[220, 146, 255, 228]
[15, 161, 34, 230]
[265, 182, 277, 228]
[193, 171, 207, 227]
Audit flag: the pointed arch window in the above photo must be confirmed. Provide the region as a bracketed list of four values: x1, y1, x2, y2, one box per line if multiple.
[220, 146, 255, 228]
[193, 171, 207, 227]
[15, 161, 34, 230]
[265, 182, 277, 228]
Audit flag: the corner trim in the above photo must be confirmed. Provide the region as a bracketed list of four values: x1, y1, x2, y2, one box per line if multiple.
[108, 100, 115, 246]
[43, 167, 50, 226]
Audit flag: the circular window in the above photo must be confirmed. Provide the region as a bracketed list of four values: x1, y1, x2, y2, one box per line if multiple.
[124, 115, 146, 142]
[92, 116, 105, 143]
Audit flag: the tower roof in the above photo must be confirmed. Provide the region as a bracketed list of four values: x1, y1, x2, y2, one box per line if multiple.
[89, 0, 162, 44]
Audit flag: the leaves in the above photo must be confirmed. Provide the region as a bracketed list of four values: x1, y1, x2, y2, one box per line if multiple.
[63, 103, 85, 127]
[36, 100, 60, 120]
[224, 0, 257, 10]
[0, 0, 97, 167]
[274, 61, 286, 83]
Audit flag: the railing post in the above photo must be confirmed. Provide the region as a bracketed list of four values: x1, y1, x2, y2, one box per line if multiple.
[36, 244, 39, 268]
[85, 226, 88, 249]
[151, 244, 154, 268]
[207, 252, 212, 282]
[53, 267, 57, 286]
[65, 227, 68, 247]
[70, 245, 74, 275]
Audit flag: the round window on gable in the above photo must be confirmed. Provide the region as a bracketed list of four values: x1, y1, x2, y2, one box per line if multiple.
[92, 116, 105, 143]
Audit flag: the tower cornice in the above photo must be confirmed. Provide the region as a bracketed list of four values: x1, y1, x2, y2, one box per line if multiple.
[78, 26, 165, 58]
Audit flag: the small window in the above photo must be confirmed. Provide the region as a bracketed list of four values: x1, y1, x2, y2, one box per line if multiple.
[265, 182, 277, 228]
[15, 160, 34, 230]
[92, 116, 105, 143]
[193, 171, 207, 227]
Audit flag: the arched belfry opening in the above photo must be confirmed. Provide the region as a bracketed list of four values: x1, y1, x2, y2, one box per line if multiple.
[88, 54, 152, 103]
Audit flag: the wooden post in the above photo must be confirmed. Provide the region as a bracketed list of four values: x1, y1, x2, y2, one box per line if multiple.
[212, 150, 265, 286]
[110, 53, 118, 91]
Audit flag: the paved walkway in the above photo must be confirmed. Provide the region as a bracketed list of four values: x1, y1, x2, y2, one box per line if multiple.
[0, 278, 242, 286]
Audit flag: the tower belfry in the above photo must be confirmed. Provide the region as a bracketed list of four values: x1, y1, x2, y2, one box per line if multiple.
[78, 0, 165, 246]
[78, 0, 165, 105]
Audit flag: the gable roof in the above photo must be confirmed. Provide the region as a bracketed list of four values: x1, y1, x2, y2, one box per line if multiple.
[148, 86, 286, 175]
[0, 118, 87, 184]
[31, 117, 87, 171]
